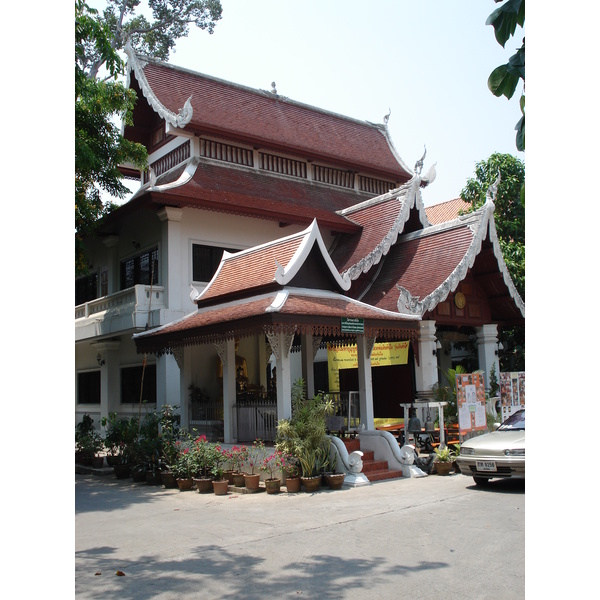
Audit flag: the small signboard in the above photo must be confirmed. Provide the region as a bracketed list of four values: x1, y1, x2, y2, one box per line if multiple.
[341, 317, 364, 334]
[456, 372, 487, 435]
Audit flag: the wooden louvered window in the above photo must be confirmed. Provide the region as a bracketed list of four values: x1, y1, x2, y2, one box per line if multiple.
[312, 165, 354, 188]
[201, 139, 254, 166]
[359, 175, 396, 195]
[259, 152, 307, 178]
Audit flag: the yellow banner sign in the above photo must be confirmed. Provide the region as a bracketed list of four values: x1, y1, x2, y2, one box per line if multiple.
[327, 341, 410, 391]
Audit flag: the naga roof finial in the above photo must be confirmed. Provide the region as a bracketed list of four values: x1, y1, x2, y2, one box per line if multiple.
[414, 145, 426, 175]
[486, 171, 501, 204]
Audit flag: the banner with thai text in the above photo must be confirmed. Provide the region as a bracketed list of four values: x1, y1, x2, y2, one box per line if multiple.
[327, 341, 410, 391]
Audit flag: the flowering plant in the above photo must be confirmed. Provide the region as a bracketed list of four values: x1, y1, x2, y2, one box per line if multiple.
[281, 453, 300, 478]
[226, 445, 249, 473]
[172, 446, 195, 479]
[191, 435, 215, 477]
[260, 449, 285, 480]
[246, 439, 266, 474]
[211, 444, 227, 481]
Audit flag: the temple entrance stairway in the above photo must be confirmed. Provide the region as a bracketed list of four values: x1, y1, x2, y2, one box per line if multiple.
[342, 437, 404, 482]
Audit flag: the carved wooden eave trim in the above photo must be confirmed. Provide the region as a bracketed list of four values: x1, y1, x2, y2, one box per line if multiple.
[125, 43, 193, 129]
[339, 175, 430, 281]
[396, 199, 525, 318]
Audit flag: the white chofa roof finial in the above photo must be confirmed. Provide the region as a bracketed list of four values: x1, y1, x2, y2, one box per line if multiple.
[271, 81, 277, 95]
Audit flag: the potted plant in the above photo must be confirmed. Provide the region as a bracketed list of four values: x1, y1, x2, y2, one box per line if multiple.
[433, 445, 457, 475]
[191, 435, 215, 492]
[281, 454, 301, 493]
[75, 414, 105, 467]
[244, 439, 266, 490]
[260, 449, 285, 494]
[101, 413, 139, 477]
[172, 446, 195, 490]
[275, 379, 335, 492]
[228, 445, 249, 487]
[211, 445, 229, 495]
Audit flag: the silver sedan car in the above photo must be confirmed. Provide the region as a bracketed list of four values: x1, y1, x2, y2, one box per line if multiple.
[456, 409, 525, 486]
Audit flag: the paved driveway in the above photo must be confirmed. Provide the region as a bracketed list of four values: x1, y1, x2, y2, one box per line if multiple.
[76, 473, 525, 599]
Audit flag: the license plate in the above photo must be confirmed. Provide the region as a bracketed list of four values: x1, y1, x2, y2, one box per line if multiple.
[476, 461, 497, 472]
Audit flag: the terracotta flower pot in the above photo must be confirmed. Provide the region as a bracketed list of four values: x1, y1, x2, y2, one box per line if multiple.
[232, 472, 246, 487]
[325, 473, 345, 490]
[212, 479, 229, 495]
[160, 471, 178, 488]
[243, 473, 260, 490]
[176, 477, 194, 490]
[285, 477, 301, 493]
[301, 476, 321, 493]
[435, 462, 453, 476]
[264, 478, 281, 494]
[193, 477, 213, 493]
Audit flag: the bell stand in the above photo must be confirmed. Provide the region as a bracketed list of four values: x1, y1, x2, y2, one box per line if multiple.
[399, 402, 448, 449]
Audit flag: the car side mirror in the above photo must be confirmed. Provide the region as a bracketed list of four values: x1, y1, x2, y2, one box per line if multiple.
[492, 422, 501, 431]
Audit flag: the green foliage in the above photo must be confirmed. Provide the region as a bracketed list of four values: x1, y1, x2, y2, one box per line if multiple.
[75, 1, 223, 274]
[460, 152, 525, 370]
[75, 414, 105, 456]
[488, 362, 499, 398]
[101, 412, 139, 463]
[432, 365, 466, 423]
[434, 445, 457, 462]
[275, 379, 335, 477]
[486, 0, 525, 150]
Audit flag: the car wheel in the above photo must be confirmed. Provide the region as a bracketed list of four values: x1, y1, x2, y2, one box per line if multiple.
[473, 476, 491, 486]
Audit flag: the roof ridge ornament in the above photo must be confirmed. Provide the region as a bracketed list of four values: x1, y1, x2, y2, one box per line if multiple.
[124, 42, 194, 129]
[383, 108, 391, 125]
[486, 172, 501, 206]
[414, 145, 426, 175]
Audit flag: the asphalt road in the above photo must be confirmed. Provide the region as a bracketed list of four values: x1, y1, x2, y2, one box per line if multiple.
[75, 472, 525, 599]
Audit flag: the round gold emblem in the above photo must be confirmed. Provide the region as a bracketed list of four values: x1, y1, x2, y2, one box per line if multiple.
[454, 292, 466, 309]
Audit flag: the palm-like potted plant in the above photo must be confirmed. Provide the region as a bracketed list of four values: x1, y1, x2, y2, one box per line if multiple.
[433, 445, 457, 475]
[276, 379, 335, 492]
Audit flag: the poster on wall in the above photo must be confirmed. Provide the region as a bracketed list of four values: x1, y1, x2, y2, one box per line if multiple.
[327, 341, 410, 391]
[456, 372, 487, 435]
[499, 372, 525, 421]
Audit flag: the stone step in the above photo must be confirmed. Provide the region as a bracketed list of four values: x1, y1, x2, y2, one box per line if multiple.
[366, 468, 405, 482]
[340, 435, 404, 482]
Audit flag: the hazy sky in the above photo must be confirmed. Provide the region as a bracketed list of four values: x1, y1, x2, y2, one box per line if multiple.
[152, 0, 525, 206]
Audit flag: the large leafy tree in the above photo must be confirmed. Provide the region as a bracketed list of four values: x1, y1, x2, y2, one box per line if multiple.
[75, 0, 223, 275]
[486, 0, 525, 151]
[461, 153, 525, 371]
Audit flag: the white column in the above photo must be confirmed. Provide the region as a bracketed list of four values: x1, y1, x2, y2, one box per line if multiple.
[95, 341, 120, 425]
[356, 334, 375, 430]
[157, 207, 183, 311]
[218, 339, 237, 443]
[156, 352, 182, 421]
[476, 324, 500, 393]
[266, 330, 295, 421]
[414, 320, 438, 394]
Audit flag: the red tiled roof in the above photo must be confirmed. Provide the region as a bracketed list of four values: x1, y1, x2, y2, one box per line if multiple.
[425, 198, 470, 225]
[132, 59, 413, 180]
[134, 290, 418, 354]
[199, 237, 303, 302]
[125, 161, 366, 233]
[361, 225, 474, 312]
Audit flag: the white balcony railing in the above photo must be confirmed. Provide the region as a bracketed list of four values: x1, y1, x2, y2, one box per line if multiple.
[75, 285, 166, 341]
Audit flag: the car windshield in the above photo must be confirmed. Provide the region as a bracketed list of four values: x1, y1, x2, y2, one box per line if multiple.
[498, 409, 525, 431]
